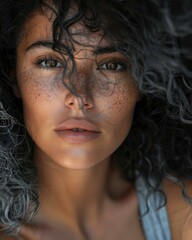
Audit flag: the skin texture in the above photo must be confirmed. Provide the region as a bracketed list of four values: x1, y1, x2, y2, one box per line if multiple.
[6, 7, 144, 240]
[16, 11, 139, 171]
[163, 178, 192, 240]
[1, 3, 192, 240]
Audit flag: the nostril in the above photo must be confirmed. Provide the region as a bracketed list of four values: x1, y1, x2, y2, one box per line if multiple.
[64, 92, 93, 110]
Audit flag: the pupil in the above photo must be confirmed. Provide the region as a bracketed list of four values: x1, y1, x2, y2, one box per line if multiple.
[46, 60, 56, 67]
[107, 62, 117, 70]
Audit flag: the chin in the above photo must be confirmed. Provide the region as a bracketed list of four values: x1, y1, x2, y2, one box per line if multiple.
[57, 158, 105, 170]
[52, 151, 108, 170]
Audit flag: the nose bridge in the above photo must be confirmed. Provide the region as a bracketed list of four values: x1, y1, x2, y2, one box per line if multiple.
[64, 66, 93, 110]
[75, 62, 92, 94]
[63, 53, 94, 110]
[71, 61, 93, 96]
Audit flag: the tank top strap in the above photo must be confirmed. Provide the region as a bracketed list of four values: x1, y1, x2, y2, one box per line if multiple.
[135, 176, 171, 240]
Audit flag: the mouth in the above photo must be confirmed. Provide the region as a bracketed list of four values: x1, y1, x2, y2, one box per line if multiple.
[71, 128, 88, 131]
[55, 118, 100, 132]
[55, 119, 101, 144]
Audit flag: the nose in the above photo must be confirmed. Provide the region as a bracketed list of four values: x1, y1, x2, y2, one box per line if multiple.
[64, 92, 94, 110]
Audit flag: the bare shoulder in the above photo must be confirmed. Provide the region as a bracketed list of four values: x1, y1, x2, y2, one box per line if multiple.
[163, 178, 192, 240]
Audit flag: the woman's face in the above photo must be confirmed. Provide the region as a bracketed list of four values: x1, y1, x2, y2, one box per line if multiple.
[15, 7, 140, 170]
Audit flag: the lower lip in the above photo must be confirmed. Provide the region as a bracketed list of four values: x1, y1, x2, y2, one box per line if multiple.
[55, 130, 101, 144]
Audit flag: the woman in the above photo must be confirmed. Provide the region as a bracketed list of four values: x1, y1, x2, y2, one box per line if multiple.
[0, 0, 191, 239]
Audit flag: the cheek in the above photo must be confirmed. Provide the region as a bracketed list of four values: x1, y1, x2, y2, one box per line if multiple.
[104, 83, 138, 125]
[17, 68, 57, 132]
[17, 67, 58, 106]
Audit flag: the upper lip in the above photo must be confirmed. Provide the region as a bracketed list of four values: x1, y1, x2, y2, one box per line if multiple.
[55, 119, 101, 132]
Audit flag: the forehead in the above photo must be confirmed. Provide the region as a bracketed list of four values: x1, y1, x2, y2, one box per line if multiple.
[19, 7, 108, 51]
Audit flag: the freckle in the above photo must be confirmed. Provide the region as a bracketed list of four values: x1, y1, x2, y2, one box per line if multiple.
[112, 94, 123, 112]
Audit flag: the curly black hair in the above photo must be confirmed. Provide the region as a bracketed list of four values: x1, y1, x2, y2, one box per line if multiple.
[0, 0, 192, 236]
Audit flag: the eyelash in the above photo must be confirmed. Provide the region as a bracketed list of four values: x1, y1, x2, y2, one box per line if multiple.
[97, 59, 128, 72]
[34, 56, 128, 72]
[35, 56, 63, 69]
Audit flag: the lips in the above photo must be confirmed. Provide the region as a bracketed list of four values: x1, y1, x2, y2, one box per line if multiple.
[55, 119, 101, 144]
[55, 119, 100, 132]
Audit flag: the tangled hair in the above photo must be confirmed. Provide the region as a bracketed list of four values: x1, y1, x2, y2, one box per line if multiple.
[150, 0, 192, 179]
[0, 0, 192, 236]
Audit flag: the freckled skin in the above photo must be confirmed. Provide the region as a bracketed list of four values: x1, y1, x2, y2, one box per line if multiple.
[15, 10, 140, 170]
[6, 7, 146, 240]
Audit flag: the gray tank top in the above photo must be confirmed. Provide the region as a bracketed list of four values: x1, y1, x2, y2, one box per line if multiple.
[136, 177, 171, 240]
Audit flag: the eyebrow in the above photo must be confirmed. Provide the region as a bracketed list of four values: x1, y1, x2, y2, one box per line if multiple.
[93, 46, 117, 54]
[25, 41, 54, 52]
[25, 40, 117, 55]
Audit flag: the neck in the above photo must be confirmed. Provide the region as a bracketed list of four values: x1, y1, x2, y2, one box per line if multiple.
[34, 149, 111, 226]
